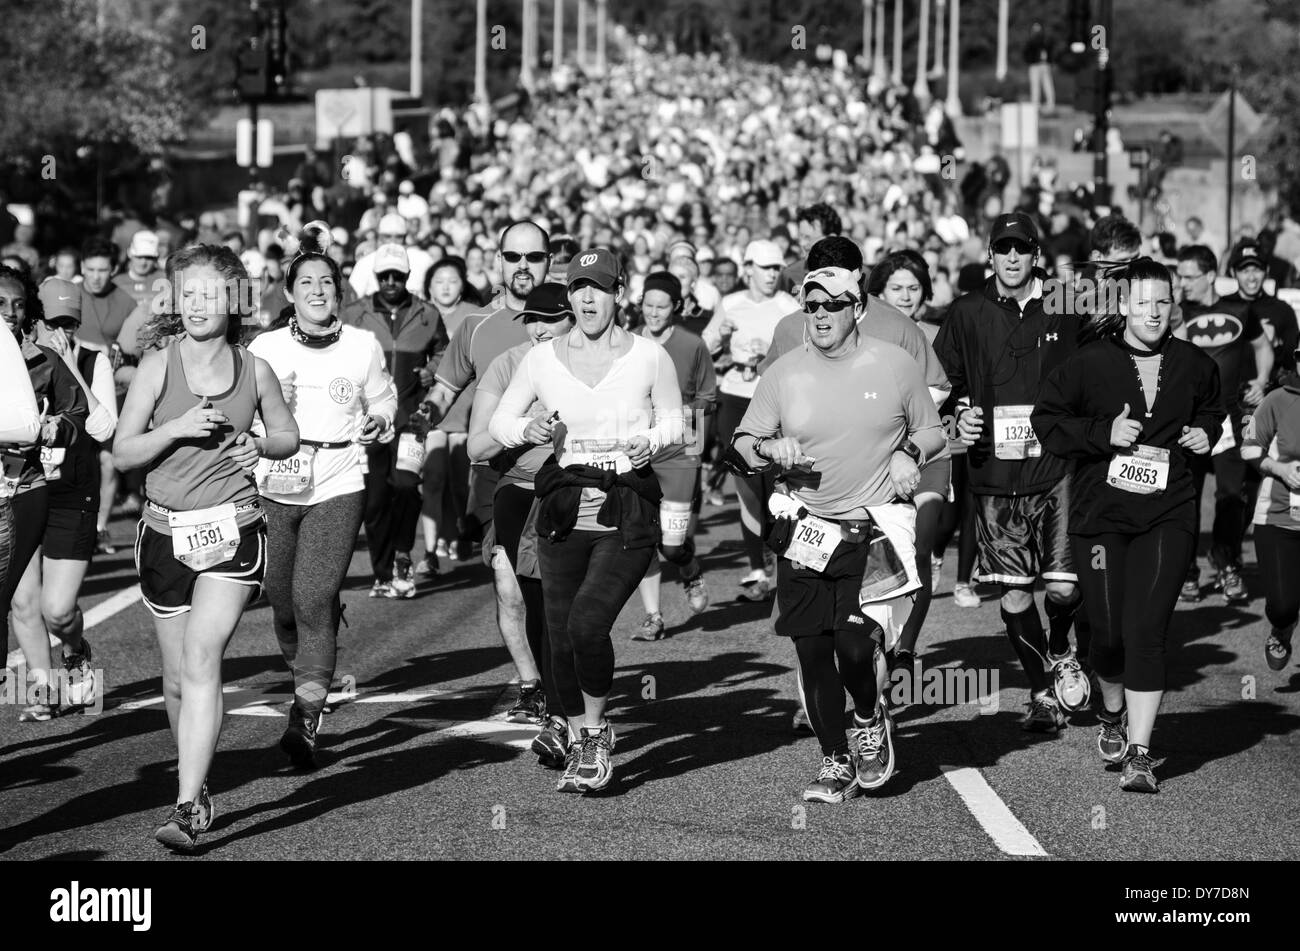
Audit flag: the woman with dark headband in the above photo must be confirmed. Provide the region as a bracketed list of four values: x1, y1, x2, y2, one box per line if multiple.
[250, 224, 397, 769]
[1033, 257, 1224, 793]
[115, 245, 298, 849]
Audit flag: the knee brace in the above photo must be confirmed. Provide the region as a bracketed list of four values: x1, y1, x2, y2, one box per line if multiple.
[660, 500, 692, 549]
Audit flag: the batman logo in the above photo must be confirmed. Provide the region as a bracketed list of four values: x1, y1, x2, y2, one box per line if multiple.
[1184, 312, 1244, 349]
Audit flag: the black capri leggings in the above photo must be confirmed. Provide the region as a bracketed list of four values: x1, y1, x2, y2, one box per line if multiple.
[794, 628, 881, 758]
[1254, 524, 1300, 632]
[538, 529, 654, 715]
[1070, 523, 1193, 693]
[1, 486, 48, 612]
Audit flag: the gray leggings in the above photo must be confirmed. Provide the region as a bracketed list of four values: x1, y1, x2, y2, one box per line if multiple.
[263, 491, 366, 718]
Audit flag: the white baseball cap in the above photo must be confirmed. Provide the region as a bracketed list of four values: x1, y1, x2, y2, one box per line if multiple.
[377, 213, 408, 238]
[129, 230, 160, 258]
[743, 239, 784, 268]
[374, 243, 410, 275]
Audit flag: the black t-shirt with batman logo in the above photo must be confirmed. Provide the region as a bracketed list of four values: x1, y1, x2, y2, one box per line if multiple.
[1179, 297, 1263, 407]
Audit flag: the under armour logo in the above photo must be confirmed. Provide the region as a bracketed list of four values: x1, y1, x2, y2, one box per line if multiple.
[847, 615, 865, 624]
[864, 392, 877, 399]
[1045, 333, 1059, 341]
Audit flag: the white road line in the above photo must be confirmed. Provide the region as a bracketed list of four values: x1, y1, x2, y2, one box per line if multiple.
[943, 766, 1048, 857]
[5, 585, 143, 673]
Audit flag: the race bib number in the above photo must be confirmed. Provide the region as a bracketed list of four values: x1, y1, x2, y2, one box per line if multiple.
[396, 432, 427, 475]
[259, 448, 316, 496]
[568, 436, 631, 474]
[1106, 444, 1170, 495]
[993, 405, 1041, 460]
[168, 503, 241, 572]
[785, 513, 840, 573]
[39, 446, 65, 481]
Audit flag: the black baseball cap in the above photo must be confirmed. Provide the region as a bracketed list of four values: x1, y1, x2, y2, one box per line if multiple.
[566, 248, 622, 292]
[517, 282, 575, 323]
[990, 212, 1041, 248]
[1228, 240, 1267, 272]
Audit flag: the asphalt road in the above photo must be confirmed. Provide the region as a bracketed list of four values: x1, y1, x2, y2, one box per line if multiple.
[2, 495, 1298, 861]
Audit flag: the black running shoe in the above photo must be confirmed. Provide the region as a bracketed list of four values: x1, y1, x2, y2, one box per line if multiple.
[155, 801, 200, 852]
[1265, 625, 1294, 671]
[1096, 708, 1128, 764]
[507, 680, 546, 724]
[1220, 567, 1248, 603]
[194, 781, 215, 833]
[1120, 745, 1162, 793]
[280, 707, 320, 769]
[532, 715, 570, 768]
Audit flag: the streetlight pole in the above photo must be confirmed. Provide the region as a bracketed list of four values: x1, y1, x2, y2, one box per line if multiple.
[862, 0, 873, 74]
[995, 0, 1008, 82]
[474, 0, 488, 103]
[933, 0, 946, 77]
[891, 0, 903, 86]
[1093, 0, 1113, 207]
[945, 0, 961, 116]
[914, 0, 931, 102]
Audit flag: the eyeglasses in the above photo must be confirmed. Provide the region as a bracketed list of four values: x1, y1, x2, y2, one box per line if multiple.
[992, 239, 1036, 256]
[1175, 270, 1205, 282]
[803, 299, 856, 314]
[502, 251, 549, 264]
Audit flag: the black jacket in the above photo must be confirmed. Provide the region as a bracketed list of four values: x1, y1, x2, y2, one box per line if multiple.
[534, 456, 663, 549]
[933, 275, 1080, 495]
[1032, 334, 1225, 536]
[1, 341, 88, 491]
[341, 294, 448, 428]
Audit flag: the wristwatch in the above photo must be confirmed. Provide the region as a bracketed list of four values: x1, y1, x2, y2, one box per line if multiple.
[752, 436, 772, 461]
[896, 439, 924, 465]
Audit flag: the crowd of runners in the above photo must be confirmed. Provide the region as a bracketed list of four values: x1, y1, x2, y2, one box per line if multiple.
[2, 49, 1299, 852]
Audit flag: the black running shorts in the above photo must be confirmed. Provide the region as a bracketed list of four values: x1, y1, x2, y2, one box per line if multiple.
[134, 520, 266, 618]
[775, 539, 879, 641]
[44, 506, 97, 561]
[974, 478, 1077, 586]
[916, 455, 952, 500]
[655, 465, 700, 505]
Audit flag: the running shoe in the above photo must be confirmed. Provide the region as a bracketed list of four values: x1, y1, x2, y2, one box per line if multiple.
[930, 555, 943, 594]
[62, 638, 96, 709]
[1049, 650, 1091, 713]
[1097, 708, 1129, 764]
[802, 754, 859, 804]
[507, 680, 547, 724]
[631, 612, 666, 642]
[19, 703, 58, 722]
[1022, 691, 1066, 733]
[738, 569, 772, 602]
[952, 582, 980, 608]
[1220, 567, 1248, 603]
[94, 529, 116, 556]
[532, 715, 570, 769]
[1119, 745, 1161, 793]
[280, 707, 320, 769]
[887, 648, 915, 675]
[1265, 624, 1295, 671]
[556, 738, 585, 793]
[154, 801, 200, 852]
[851, 705, 895, 790]
[391, 555, 417, 599]
[414, 555, 438, 577]
[1179, 567, 1202, 602]
[706, 488, 726, 507]
[683, 573, 709, 615]
[455, 538, 474, 562]
[763, 549, 779, 581]
[792, 706, 813, 733]
[369, 579, 395, 598]
[193, 781, 215, 833]
[435, 539, 451, 560]
[572, 721, 616, 792]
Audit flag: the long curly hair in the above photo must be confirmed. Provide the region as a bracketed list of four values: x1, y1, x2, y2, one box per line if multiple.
[139, 244, 251, 350]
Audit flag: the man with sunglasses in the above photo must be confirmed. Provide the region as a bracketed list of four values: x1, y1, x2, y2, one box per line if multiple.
[425, 221, 545, 723]
[349, 213, 435, 300]
[731, 266, 946, 802]
[1175, 244, 1272, 604]
[342, 244, 449, 599]
[934, 212, 1087, 733]
[701, 239, 798, 601]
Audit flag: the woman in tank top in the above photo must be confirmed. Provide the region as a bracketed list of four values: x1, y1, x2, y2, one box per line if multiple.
[114, 245, 298, 851]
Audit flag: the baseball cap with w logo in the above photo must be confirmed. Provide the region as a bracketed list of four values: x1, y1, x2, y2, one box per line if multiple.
[566, 248, 622, 292]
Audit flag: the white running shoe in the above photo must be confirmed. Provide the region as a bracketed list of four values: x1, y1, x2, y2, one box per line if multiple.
[952, 582, 980, 608]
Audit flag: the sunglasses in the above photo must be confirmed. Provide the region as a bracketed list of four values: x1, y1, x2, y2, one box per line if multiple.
[803, 299, 855, 314]
[42, 318, 80, 331]
[992, 239, 1036, 256]
[502, 251, 549, 264]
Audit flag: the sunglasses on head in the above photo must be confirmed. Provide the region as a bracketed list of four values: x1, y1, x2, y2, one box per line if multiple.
[803, 299, 855, 314]
[502, 251, 549, 264]
[992, 239, 1036, 256]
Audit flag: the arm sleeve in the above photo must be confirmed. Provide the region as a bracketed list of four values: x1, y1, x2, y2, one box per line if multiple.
[433, 316, 477, 394]
[932, 308, 968, 404]
[1031, 359, 1114, 459]
[1241, 387, 1275, 465]
[893, 352, 947, 462]
[0, 333, 39, 443]
[85, 352, 119, 441]
[488, 348, 540, 448]
[639, 346, 684, 453]
[362, 336, 399, 427]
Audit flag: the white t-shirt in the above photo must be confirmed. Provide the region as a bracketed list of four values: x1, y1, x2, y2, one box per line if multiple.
[701, 289, 799, 399]
[249, 325, 398, 506]
[0, 329, 39, 444]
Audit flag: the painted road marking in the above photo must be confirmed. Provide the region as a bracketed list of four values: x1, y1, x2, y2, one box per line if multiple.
[943, 766, 1048, 857]
[117, 685, 482, 714]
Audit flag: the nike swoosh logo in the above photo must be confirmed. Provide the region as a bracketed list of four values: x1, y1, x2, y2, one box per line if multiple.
[58, 296, 71, 301]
